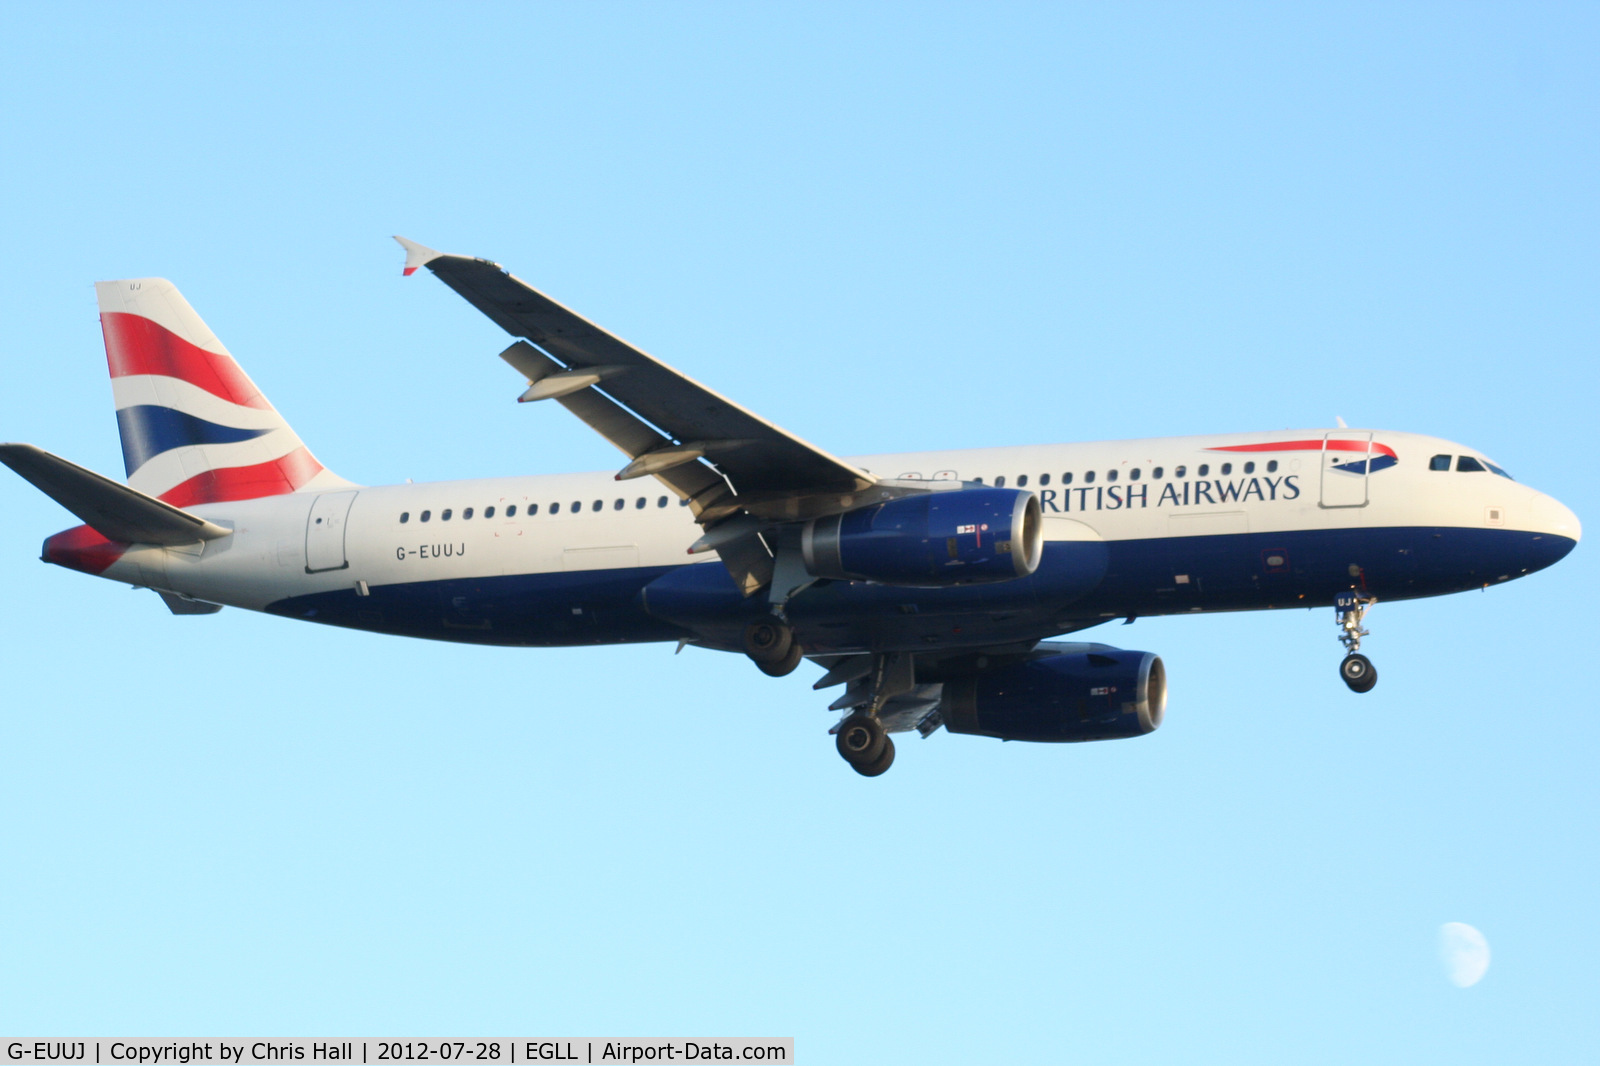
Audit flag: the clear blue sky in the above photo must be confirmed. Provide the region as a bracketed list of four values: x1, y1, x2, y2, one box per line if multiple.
[2, 4, 1595, 1061]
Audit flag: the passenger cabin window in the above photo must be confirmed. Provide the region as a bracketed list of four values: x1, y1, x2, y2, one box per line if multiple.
[420, 510, 432, 523]
[400, 512, 410, 524]
[658, 497, 669, 507]
[1152, 467, 1164, 479]
[1084, 471, 1096, 484]
[528, 503, 539, 515]
[463, 507, 474, 520]
[614, 498, 624, 510]
[507, 505, 517, 517]
[1430, 454, 1452, 471]
[1174, 466, 1186, 477]
[636, 497, 646, 509]
[1266, 460, 1277, 473]
[441, 509, 453, 521]
[1129, 468, 1140, 481]
[1106, 469, 1117, 482]
[1040, 473, 1051, 486]
[571, 500, 581, 512]
[1457, 456, 1486, 473]
[1062, 472, 1073, 485]
[1197, 464, 1209, 477]
[1220, 463, 1232, 475]
[485, 506, 495, 518]
[1017, 475, 1028, 487]
[994, 476, 1006, 488]
[549, 503, 559, 514]
[973, 477, 983, 484]
[1243, 462, 1254, 474]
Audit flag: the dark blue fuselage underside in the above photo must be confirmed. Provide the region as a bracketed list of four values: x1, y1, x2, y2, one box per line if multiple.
[264, 526, 1576, 652]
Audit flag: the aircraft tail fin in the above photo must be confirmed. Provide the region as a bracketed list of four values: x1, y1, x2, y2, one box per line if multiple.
[95, 278, 350, 505]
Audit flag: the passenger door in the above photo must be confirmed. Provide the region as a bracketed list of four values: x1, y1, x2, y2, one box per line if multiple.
[1319, 433, 1371, 508]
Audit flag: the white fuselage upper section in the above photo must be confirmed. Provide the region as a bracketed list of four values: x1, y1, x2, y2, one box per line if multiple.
[102, 428, 1578, 613]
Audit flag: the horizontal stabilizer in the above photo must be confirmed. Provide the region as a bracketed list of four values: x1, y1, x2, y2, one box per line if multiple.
[0, 443, 233, 545]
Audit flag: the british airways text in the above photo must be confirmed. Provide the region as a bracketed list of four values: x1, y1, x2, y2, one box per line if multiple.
[1036, 475, 1301, 513]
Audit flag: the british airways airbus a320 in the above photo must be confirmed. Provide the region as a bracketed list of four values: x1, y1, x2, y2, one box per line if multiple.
[2, 238, 1580, 776]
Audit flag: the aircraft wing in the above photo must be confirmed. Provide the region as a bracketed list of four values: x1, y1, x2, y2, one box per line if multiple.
[396, 237, 887, 594]
[396, 237, 873, 498]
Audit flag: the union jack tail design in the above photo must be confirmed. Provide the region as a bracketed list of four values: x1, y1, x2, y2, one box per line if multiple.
[95, 279, 349, 505]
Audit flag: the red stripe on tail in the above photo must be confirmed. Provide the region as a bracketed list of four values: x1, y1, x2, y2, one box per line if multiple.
[101, 312, 271, 409]
[157, 446, 324, 507]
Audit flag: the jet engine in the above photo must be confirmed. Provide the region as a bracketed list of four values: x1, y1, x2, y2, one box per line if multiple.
[941, 648, 1166, 742]
[801, 487, 1043, 587]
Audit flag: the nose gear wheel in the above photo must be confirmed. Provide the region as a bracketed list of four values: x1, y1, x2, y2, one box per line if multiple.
[1334, 591, 1379, 692]
[1339, 652, 1377, 693]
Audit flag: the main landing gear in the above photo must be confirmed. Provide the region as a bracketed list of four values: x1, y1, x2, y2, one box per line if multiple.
[742, 618, 906, 777]
[743, 617, 802, 677]
[1335, 590, 1378, 693]
[828, 650, 916, 777]
[836, 713, 895, 777]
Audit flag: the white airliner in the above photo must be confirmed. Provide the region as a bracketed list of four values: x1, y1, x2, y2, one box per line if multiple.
[2, 238, 1581, 776]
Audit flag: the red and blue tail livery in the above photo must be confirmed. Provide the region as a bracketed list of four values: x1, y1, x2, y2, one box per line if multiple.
[0, 241, 1581, 777]
[96, 279, 346, 506]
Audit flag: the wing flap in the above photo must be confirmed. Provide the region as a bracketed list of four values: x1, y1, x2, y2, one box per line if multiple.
[499, 341, 730, 509]
[0, 443, 233, 546]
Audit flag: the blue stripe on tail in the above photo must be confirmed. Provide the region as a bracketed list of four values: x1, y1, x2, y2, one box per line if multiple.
[115, 405, 272, 476]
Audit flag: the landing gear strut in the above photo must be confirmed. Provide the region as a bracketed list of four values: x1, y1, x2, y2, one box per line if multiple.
[743, 617, 801, 677]
[1335, 590, 1378, 693]
[829, 651, 915, 776]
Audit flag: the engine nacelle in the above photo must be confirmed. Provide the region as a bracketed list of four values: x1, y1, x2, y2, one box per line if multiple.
[942, 649, 1166, 742]
[801, 487, 1043, 587]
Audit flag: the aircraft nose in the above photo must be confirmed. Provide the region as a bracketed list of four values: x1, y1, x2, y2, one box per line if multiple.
[1530, 493, 1582, 544]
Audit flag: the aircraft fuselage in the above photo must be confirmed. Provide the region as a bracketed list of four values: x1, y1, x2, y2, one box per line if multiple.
[42, 429, 1579, 656]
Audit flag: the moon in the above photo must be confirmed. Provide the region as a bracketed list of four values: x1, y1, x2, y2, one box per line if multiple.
[1439, 922, 1491, 987]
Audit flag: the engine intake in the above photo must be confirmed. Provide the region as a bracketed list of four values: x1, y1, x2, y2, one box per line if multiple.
[802, 487, 1042, 587]
[942, 649, 1166, 742]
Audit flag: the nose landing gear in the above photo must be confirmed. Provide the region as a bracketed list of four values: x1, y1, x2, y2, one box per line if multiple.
[1335, 590, 1379, 693]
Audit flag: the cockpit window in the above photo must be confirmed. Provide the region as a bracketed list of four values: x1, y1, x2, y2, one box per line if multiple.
[1484, 461, 1514, 480]
[1456, 456, 1485, 473]
[1429, 454, 1452, 471]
